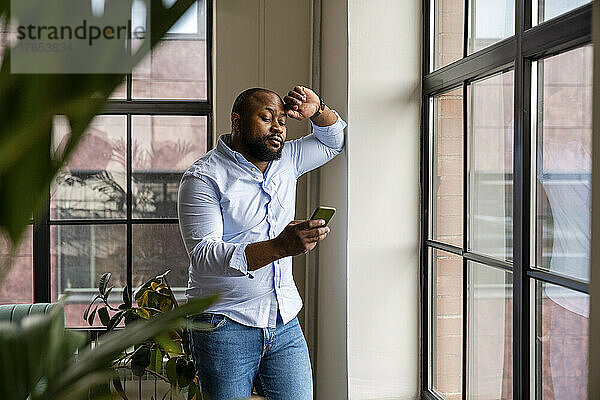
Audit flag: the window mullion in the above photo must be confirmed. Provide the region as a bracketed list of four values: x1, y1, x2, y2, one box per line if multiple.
[513, 0, 531, 395]
[126, 114, 133, 298]
[33, 193, 51, 303]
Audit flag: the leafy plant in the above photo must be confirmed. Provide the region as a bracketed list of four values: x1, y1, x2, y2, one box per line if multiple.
[0, 294, 217, 400]
[85, 271, 203, 399]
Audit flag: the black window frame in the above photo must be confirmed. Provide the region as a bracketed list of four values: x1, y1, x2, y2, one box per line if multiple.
[421, 1, 593, 399]
[31, 0, 213, 309]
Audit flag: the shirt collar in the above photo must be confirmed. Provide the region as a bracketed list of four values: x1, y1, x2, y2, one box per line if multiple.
[217, 133, 242, 162]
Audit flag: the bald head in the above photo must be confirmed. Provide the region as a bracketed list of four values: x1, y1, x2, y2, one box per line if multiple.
[231, 88, 284, 121]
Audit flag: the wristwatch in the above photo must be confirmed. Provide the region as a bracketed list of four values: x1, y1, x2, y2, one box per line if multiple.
[310, 96, 326, 119]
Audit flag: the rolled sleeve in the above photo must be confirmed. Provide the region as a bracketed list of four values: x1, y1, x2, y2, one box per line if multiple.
[285, 109, 347, 178]
[230, 242, 253, 278]
[310, 109, 347, 151]
[178, 174, 254, 278]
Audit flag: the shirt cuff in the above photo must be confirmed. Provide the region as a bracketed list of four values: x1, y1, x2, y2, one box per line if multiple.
[230, 242, 254, 279]
[310, 109, 347, 135]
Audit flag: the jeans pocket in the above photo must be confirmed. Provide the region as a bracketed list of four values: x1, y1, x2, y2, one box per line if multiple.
[193, 313, 228, 332]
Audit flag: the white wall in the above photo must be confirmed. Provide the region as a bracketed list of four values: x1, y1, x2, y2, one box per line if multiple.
[317, 0, 422, 399]
[346, 0, 421, 398]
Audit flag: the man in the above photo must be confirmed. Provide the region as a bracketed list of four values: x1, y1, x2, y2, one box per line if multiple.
[178, 85, 346, 400]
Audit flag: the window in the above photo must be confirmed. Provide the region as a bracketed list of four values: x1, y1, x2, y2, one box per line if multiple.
[0, 1, 212, 329]
[422, 0, 592, 398]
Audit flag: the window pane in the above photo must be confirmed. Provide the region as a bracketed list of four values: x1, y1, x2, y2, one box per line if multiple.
[468, 71, 514, 261]
[51, 115, 127, 220]
[166, 0, 203, 35]
[0, 226, 33, 304]
[51, 224, 126, 328]
[132, 116, 207, 218]
[432, 248, 463, 399]
[433, 0, 465, 70]
[467, 262, 512, 399]
[132, 224, 189, 297]
[534, 0, 590, 24]
[468, 0, 515, 54]
[132, 1, 207, 100]
[535, 281, 588, 399]
[431, 87, 463, 247]
[132, 39, 207, 100]
[534, 46, 592, 283]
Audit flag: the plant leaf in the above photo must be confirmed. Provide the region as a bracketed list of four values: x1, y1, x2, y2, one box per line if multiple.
[149, 347, 163, 373]
[123, 285, 132, 308]
[187, 383, 199, 400]
[176, 358, 195, 388]
[112, 375, 128, 400]
[98, 307, 110, 326]
[87, 307, 97, 326]
[124, 310, 140, 326]
[98, 273, 111, 295]
[83, 296, 99, 322]
[136, 307, 150, 320]
[155, 332, 184, 357]
[135, 278, 160, 301]
[107, 310, 125, 331]
[131, 345, 151, 377]
[165, 357, 178, 390]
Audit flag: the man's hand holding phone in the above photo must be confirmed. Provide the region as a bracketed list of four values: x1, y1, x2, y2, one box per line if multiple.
[246, 207, 336, 270]
[273, 206, 336, 257]
[274, 219, 330, 256]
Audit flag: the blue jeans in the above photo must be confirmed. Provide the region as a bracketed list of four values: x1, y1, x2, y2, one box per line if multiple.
[188, 311, 313, 400]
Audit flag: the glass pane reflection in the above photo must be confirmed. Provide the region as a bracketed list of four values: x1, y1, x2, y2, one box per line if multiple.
[132, 116, 207, 218]
[0, 226, 33, 304]
[534, 46, 593, 283]
[467, 262, 512, 399]
[535, 0, 590, 24]
[51, 224, 126, 328]
[431, 87, 463, 247]
[132, 39, 207, 100]
[132, 224, 189, 295]
[433, 0, 465, 70]
[535, 281, 588, 399]
[51, 115, 127, 220]
[468, 0, 514, 54]
[432, 249, 463, 399]
[468, 71, 514, 261]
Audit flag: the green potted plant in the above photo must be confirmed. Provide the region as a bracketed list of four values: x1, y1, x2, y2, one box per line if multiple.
[84, 271, 202, 399]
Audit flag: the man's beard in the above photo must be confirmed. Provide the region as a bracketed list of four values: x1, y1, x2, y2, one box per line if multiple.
[241, 131, 284, 162]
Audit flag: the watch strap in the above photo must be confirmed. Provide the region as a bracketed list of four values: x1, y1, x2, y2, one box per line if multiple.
[310, 97, 326, 119]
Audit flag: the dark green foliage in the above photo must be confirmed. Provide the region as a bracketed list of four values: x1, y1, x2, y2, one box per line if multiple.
[85, 271, 204, 396]
[0, 296, 217, 400]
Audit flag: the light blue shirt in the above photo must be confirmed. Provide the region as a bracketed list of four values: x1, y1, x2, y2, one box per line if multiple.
[178, 111, 347, 328]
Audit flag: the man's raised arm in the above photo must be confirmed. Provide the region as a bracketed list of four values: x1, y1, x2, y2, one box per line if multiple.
[283, 86, 347, 178]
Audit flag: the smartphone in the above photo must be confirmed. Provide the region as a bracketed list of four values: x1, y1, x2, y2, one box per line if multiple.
[310, 206, 336, 226]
